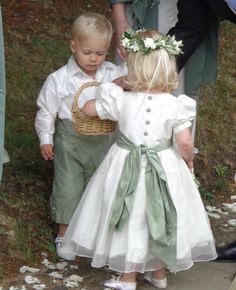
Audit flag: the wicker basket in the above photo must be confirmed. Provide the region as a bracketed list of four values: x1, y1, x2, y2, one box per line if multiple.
[71, 81, 116, 135]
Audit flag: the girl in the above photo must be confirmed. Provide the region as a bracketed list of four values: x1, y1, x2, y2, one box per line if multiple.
[64, 30, 217, 289]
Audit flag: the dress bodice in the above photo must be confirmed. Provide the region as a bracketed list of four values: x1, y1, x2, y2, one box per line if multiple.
[95, 83, 196, 147]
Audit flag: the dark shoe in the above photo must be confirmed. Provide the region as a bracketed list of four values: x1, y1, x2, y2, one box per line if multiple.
[215, 240, 236, 262]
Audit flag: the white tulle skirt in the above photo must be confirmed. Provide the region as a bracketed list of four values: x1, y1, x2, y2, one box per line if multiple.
[64, 144, 217, 273]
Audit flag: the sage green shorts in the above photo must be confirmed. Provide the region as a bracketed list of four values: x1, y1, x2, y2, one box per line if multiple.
[50, 120, 111, 224]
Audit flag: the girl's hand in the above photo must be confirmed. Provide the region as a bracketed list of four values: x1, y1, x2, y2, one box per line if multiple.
[112, 76, 128, 90]
[40, 144, 54, 161]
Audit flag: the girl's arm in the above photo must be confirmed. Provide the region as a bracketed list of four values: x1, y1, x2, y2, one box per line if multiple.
[82, 100, 98, 117]
[175, 127, 194, 169]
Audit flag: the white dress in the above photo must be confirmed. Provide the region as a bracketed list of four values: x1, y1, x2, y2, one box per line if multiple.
[64, 83, 217, 273]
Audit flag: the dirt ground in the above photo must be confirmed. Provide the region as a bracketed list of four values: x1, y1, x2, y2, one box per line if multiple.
[0, 1, 236, 289]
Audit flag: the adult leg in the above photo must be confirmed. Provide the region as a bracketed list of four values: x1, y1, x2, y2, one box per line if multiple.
[168, 0, 211, 72]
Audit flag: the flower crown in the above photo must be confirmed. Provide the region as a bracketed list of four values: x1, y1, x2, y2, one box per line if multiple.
[121, 30, 183, 56]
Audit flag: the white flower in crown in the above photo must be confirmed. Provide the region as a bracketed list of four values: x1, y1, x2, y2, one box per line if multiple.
[175, 40, 183, 53]
[121, 30, 183, 55]
[121, 38, 130, 48]
[130, 43, 140, 52]
[144, 38, 156, 49]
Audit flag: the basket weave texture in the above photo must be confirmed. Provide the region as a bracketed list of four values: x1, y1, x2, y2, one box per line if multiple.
[71, 81, 116, 135]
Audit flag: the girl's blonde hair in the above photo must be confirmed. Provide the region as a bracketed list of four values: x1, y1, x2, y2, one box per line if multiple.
[72, 12, 113, 44]
[126, 30, 179, 92]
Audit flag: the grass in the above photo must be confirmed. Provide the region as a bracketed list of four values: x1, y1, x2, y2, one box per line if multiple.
[0, 1, 236, 279]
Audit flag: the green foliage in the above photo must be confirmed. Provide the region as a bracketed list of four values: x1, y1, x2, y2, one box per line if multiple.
[215, 164, 228, 179]
[195, 22, 236, 194]
[214, 164, 229, 191]
[198, 186, 214, 203]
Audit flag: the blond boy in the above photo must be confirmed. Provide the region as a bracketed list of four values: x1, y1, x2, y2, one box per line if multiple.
[35, 12, 126, 260]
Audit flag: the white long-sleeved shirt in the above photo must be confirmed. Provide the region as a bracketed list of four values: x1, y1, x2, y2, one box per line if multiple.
[35, 56, 127, 145]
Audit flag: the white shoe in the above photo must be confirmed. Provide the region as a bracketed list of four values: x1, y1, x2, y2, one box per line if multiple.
[144, 272, 167, 289]
[104, 276, 137, 290]
[55, 237, 75, 261]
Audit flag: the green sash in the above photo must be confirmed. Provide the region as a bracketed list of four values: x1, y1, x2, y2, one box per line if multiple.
[110, 132, 177, 269]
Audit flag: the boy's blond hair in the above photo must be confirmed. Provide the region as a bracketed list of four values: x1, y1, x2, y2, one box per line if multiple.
[72, 12, 113, 44]
[126, 30, 179, 92]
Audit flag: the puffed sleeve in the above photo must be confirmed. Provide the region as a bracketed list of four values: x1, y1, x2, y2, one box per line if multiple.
[173, 95, 196, 134]
[95, 83, 124, 121]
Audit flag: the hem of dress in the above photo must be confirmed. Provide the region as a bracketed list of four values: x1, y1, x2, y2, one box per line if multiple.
[67, 252, 218, 274]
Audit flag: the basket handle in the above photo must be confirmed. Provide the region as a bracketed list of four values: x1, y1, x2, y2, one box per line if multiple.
[73, 81, 100, 112]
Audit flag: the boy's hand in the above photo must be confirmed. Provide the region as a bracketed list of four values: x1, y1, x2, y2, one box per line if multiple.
[40, 144, 54, 161]
[187, 160, 194, 170]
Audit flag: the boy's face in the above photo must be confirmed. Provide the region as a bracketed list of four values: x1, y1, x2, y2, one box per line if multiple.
[70, 37, 109, 77]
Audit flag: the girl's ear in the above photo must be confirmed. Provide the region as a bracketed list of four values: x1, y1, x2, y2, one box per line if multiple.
[70, 40, 75, 53]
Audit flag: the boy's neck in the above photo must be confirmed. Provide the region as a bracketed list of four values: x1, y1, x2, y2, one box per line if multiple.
[74, 57, 97, 79]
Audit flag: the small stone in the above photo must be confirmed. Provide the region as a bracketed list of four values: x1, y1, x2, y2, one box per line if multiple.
[24, 275, 41, 284]
[32, 285, 46, 290]
[207, 212, 221, 219]
[9, 287, 27, 290]
[227, 219, 236, 227]
[55, 261, 68, 270]
[63, 274, 83, 288]
[69, 265, 78, 270]
[41, 259, 56, 270]
[20, 266, 40, 274]
[205, 205, 223, 214]
[40, 252, 48, 258]
[222, 203, 236, 213]
[48, 271, 64, 279]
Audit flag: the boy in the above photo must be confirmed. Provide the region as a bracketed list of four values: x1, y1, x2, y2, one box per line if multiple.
[35, 12, 126, 260]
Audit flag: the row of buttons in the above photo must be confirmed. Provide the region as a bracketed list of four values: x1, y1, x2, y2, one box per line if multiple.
[144, 96, 153, 136]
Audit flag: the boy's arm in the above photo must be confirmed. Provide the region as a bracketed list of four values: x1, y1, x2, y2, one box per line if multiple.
[35, 76, 61, 147]
[175, 127, 194, 169]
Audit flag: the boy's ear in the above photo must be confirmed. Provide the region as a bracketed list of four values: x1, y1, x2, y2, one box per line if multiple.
[70, 40, 75, 53]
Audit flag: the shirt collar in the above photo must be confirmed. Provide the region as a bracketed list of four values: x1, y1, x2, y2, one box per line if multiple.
[67, 56, 87, 78]
[67, 55, 111, 80]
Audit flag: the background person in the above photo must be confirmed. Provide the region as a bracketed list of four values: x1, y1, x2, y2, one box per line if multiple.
[0, 5, 9, 185]
[109, 0, 236, 136]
